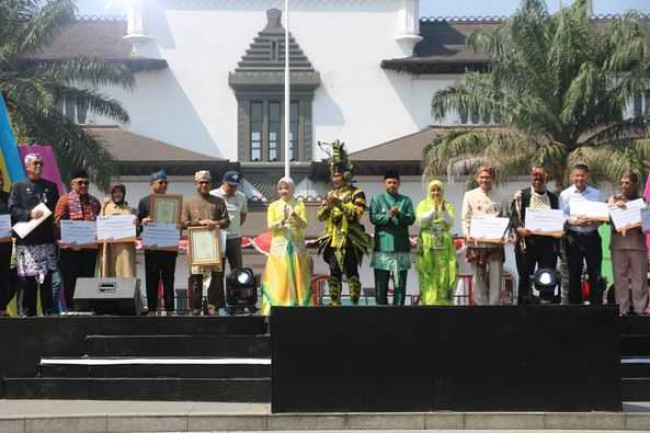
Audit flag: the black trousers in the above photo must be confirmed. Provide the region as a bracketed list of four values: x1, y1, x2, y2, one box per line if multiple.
[189, 272, 224, 311]
[224, 238, 243, 273]
[566, 230, 603, 305]
[21, 272, 53, 316]
[145, 250, 178, 311]
[0, 243, 15, 311]
[374, 269, 408, 306]
[323, 247, 359, 280]
[59, 249, 98, 310]
[516, 236, 559, 304]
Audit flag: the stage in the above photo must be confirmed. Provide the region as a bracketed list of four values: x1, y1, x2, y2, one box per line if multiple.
[0, 306, 647, 413]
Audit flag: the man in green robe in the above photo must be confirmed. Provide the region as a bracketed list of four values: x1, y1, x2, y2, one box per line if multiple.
[369, 170, 415, 305]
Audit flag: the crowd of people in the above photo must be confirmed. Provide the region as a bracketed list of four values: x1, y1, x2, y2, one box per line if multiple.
[0, 148, 647, 318]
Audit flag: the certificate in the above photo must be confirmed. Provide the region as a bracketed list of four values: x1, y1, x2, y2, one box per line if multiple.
[0, 214, 11, 242]
[13, 203, 52, 239]
[642, 208, 650, 233]
[188, 226, 221, 270]
[570, 200, 609, 221]
[142, 222, 180, 250]
[150, 194, 182, 225]
[469, 216, 511, 242]
[60, 220, 97, 247]
[609, 198, 645, 232]
[525, 209, 565, 237]
[97, 215, 137, 242]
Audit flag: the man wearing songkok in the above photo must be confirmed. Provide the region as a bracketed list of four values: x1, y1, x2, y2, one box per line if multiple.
[511, 167, 560, 305]
[182, 170, 230, 315]
[369, 170, 415, 306]
[559, 163, 603, 305]
[317, 140, 371, 306]
[54, 169, 101, 310]
[138, 169, 179, 314]
[9, 153, 59, 316]
[211, 170, 247, 273]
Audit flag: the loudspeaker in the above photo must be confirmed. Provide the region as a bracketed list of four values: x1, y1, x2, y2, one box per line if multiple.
[74, 278, 142, 315]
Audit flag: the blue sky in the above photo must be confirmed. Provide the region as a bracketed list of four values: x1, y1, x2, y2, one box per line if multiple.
[76, 0, 650, 17]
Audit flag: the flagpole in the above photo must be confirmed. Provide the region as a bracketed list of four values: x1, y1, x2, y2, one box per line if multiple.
[284, 0, 290, 178]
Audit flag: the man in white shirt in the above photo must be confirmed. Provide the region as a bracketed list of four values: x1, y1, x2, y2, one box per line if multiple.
[559, 163, 603, 305]
[211, 171, 248, 272]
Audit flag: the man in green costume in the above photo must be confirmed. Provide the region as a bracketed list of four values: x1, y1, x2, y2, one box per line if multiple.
[317, 141, 371, 306]
[369, 170, 415, 305]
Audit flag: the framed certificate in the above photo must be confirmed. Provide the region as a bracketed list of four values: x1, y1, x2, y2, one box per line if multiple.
[188, 226, 222, 270]
[150, 194, 182, 226]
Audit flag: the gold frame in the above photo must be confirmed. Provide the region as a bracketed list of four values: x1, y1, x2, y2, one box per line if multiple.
[188, 226, 221, 269]
[150, 194, 183, 225]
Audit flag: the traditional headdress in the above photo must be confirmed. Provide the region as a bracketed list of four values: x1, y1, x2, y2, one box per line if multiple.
[150, 169, 167, 183]
[194, 170, 212, 182]
[24, 152, 43, 165]
[319, 140, 354, 183]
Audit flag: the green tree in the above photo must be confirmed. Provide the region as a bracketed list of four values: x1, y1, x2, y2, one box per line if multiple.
[426, 0, 650, 188]
[0, 0, 134, 190]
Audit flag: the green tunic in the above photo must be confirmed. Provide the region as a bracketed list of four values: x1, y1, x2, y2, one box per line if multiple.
[369, 192, 415, 272]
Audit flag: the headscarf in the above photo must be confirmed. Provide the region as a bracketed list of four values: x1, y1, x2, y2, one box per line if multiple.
[423, 180, 445, 210]
[110, 183, 126, 205]
[276, 176, 295, 197]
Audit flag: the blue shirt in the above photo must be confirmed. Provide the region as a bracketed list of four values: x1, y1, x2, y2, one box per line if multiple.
[559, 185, 602, 233]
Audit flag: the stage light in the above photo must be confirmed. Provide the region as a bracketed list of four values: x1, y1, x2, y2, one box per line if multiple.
[532, 268, 559, 303]
[226, 268, 258, 314]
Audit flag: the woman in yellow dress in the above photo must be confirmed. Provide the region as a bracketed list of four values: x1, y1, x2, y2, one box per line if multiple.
[261, 177, 312, 315]
[99, 183, 137, 278]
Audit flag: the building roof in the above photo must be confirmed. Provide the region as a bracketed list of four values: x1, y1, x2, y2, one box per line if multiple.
[382, 14, 650, 74]
[21, 17, 167, 71]
[382, 18, 497, 74]
[85, 125, 230, 176]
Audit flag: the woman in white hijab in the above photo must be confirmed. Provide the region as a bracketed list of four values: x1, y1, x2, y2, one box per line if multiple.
[260, 177, 312, 315]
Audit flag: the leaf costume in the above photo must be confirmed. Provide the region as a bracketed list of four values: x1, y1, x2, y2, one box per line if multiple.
[317, 140, 372, 305]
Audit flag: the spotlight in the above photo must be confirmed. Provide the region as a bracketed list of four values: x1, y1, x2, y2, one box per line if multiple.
[532, 268, 560, 304]
[226, 268, 258, 314]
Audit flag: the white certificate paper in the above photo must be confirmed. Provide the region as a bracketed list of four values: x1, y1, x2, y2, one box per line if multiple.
[469, 216, 511, 240]
[642, 208, 650, 232]
[609, 198, 645, 231]
[142, 223, 180, 249]
[13, 202, 52, 239]
[97, 215, 136, 242]
[0, 214, 11, 240]
[525, 209, 565, 235]
[570, 200, 610, 220]
[60, 220, 97, 246]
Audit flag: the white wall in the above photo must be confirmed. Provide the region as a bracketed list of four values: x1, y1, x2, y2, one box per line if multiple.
[88, 0, 463, 160]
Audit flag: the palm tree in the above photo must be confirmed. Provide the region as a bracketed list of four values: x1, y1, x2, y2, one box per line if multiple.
[426, 0, 650, 189]
[0, 0, 134, 190]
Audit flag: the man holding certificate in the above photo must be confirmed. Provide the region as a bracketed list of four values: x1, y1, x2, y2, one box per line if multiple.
[560, 163, 603, 305]
[607, 172, 648, 316]
[9, 153, 59, 316]
[54, 169, 101, 310]
[511, 167, 560, 305]
[182, 170, 230, 315]
[138, 169, 180, 315]
[461, 165, 508, 306]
